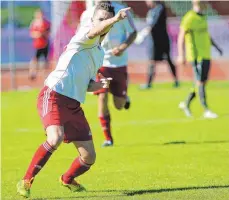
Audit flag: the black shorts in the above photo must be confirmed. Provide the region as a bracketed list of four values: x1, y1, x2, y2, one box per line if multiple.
[148, 36, 170, 61]
[192, 60, 211, 82]
[35, 45, 49, 60]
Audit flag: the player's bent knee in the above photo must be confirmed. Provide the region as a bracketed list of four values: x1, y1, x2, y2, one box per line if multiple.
[46, 126, 64, 148]
[80, 151, 96, 165]
[47, 135, 64, 149]
[113, 98, 126, 110]
[114, 103, 124, 110]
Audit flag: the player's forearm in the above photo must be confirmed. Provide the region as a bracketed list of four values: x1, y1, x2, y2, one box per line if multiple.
[177, 30, 185, 58]
[87, 80, 103, 92]
[211, 38, 220, 50]
[118, 31, 137, 51]
[141, 26, 151, 37]
[87, 17, 118, 39]
[134, 26, 151, 45]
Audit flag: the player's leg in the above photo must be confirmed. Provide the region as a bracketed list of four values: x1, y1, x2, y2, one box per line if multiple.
[98, 92, 113, 146]
[113, 96, 126, 110]
[96, 67, 113, 146]
[146, 60, 156, 89]
[124, 73, 131, 109]
[60, 140, 96, 192]
[166, 52, 179, 88]
[111, 67, 129, 110]
[197, 60, 218, 118]
[29, 49, 40, 80]
[42, 45, 50, 78]
[17, 125, 64, 198]
[140, 41, 156, 89]
[179, 61, 198, 117]
[179, 87, 196, 117]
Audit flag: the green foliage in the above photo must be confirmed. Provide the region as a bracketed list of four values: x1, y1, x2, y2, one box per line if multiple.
[2, 82, 229, 199]
[1, 6, 39, 28]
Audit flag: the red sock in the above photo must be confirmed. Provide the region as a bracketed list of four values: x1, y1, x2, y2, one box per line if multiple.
[62, 157, 91, 184]
[23, 141, 55, 182]
[99, 115, 112, 141]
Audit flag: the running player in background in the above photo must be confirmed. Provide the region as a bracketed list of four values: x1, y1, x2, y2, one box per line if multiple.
[135, 0, 179, 89]
[29, 9, 50, 80]
[17, 3, 131, 198]
[178, 0, 223, 119]
[81, 1, 137, 147]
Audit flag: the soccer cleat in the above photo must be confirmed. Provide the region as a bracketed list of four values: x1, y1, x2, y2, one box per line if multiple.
[59, 176, 86, 192]
[203, 110, 218, 119]
[124, 96, 131, 110]
[173, 81, 180, 88]
[179, 102, 192, 117]
[102, 140, 113, 147]
[139, 84, 152, 90]
[17, 179, 32, 198]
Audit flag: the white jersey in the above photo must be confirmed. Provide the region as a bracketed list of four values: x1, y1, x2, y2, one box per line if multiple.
[44, 24, 104, 103]
[80, 2, 136, 68]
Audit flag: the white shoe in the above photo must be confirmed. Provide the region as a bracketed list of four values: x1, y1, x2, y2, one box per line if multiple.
[102, 140, 113, 147]
[179, 102, 192, 117]
[203, 110, 218, 119]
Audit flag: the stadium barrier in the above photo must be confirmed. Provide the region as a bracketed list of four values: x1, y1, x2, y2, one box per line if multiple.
[1, 2, 229, 91]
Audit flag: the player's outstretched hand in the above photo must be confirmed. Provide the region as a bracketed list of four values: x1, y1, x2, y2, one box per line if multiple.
[114, 7, 131, 22]
[112, 47, 123, 56]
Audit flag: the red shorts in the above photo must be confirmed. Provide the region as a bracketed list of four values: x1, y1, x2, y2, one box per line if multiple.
[95, 66, 128, 97]
[37, 86, 92, 143]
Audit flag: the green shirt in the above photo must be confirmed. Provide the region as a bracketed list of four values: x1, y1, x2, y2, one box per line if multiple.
[181, 10, 212, 62]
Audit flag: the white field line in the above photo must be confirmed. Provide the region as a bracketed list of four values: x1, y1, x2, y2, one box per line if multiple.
[13, 117, 204, 133]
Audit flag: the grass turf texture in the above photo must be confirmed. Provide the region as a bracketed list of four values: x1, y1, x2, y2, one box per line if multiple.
[2, 81, 229, 200]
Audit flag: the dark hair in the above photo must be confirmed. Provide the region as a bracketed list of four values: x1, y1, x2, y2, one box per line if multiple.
[94, 2, 115, 17]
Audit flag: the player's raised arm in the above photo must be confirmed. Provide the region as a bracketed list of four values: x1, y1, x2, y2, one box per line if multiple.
[112, 10, 137, 56]
[135, 3, 163, 45]
[87, 6, 131, 39]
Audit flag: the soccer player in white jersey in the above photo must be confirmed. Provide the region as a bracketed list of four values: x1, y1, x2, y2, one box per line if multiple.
[16, 3, 131, 198]
[81, 1, 137, 147]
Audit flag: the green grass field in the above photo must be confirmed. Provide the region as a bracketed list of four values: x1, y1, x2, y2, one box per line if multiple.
[2, 82, 229, 200]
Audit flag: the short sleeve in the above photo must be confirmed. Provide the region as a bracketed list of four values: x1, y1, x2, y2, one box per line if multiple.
[180, 13, 192, 32]
[122, 10, 136, 33]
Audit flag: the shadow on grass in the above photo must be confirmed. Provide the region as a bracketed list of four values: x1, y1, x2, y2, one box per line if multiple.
[116, 140, 229, 148]
[123, 185, 229, 196]
[163, 140, 229, 145]
[33, 185, 229, 199]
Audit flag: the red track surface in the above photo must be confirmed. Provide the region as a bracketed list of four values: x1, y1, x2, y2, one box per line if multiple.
[1, 59, 229, 91]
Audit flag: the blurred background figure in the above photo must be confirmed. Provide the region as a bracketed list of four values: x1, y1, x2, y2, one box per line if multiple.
[81, 0, 137, 147]
[29, 8, 50, 80]
[135, 0, 179, 89]
[178, 0, 223, 119]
